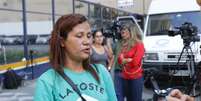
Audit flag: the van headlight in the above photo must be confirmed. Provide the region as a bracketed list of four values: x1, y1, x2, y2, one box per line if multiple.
[144, 53, 159, 60]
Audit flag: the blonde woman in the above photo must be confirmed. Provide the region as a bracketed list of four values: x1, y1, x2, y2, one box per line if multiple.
[114, 24, 144, 101]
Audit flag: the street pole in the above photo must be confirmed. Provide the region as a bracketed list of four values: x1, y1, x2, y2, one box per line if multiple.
[3, 46, 7, 64]
[51, 0, 55, 27]
[22, 0, 28, 60]
[73, 0, 75, 14]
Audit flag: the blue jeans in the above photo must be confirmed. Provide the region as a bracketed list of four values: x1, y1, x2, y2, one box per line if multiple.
[114, 70, 143, 101]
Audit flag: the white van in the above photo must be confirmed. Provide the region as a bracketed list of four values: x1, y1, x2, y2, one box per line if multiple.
[143, 0, 201, 76]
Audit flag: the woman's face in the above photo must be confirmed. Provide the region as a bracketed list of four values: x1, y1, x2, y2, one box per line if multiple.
[120, 28, 131, 40]
[63, 21, 92, 62]
[94, 31, 104, 45]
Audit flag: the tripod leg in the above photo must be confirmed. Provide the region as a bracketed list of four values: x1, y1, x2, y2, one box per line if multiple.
[185, 46, 198, 96]
[186, 46, 195, 78]
[153, 94, 158, 101]
[186, 50, 192, 77]
[177, 46, 186, 66]
[189, 47, 196, 75]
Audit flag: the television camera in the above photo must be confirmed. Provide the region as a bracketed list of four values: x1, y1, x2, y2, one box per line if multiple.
[168, 22, 200, 46]
[166, 22, 201, 98]
[102, 16, 143, 40]
[102, 20, 122, 40]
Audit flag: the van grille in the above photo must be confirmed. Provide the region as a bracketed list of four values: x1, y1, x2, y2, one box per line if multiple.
[166, 54, 194, 61]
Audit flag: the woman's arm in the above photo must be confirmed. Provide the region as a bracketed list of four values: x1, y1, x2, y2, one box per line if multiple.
[104, 45, 114, 70]
[107, 55, 114, 70]
[129, 43, 145, 67]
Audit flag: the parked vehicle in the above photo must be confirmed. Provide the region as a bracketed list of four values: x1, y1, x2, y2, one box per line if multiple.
[143, 0, 201, 76]
[0, 21, 51, 45]
[35, 35, 50, 44]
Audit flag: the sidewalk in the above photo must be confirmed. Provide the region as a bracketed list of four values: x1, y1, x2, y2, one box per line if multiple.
[0, 79, 154, 101]
[0, 80, 36, 101]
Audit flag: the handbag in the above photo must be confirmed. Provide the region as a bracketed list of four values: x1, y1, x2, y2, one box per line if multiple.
[3, 68, 22, 89]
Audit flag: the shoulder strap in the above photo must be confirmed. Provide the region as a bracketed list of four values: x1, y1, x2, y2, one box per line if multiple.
[91, 64, 99, 73]
[57, 71, 86, 101]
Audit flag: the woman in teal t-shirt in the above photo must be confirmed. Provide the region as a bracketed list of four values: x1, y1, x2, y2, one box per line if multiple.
[34, 14, 117, 101]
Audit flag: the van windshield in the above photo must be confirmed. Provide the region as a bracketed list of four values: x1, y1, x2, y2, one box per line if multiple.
[147, 11, 201, 36]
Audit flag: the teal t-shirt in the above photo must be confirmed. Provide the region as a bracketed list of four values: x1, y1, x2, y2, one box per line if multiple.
[34, 64, 117, 101]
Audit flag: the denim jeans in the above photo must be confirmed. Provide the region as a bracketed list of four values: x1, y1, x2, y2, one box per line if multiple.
[114, 70, 143, 101]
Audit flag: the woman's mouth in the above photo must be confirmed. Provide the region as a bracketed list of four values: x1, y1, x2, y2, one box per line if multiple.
[82, 48, 90, 54]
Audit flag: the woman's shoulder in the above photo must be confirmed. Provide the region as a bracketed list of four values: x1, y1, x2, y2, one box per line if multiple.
[91, 45, 97, 52]
[133, 41, 144, 47]
[103, 45, 108, 49]
[91, 45, 98, 50]
[92, 64, 112, 84]
[37, 68, 56, 82]
[92, 64, 109, 75]
[137, 41, 144, 48]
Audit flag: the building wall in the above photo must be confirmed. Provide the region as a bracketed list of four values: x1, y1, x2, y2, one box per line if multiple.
[0, 0, 74, 22]
[87, 0, 152, 14]
[0, 0, 22, 22]
[0, 0, 152, 22]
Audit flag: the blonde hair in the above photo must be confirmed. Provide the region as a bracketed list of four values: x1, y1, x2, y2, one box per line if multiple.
[120, 24, 142, 50]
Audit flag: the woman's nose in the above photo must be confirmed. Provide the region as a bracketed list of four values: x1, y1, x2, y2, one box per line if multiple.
[83, 37, 91, 45]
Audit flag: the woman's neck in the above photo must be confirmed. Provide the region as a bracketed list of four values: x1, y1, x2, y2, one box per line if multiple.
[122, 40, 128, 46]
[93, 43, 102, 48]
[64, 59, 84, 72]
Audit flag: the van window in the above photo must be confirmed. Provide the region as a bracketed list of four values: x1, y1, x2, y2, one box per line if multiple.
[147, 11, 201, 36]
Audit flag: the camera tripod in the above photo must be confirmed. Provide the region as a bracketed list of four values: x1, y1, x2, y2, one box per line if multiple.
[176, 44, 195, 78]
[175, 43, 201, 97]
[144, 44, 201, 101]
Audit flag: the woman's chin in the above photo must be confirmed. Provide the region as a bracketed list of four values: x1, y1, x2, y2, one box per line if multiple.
[81, 54, 90, 60]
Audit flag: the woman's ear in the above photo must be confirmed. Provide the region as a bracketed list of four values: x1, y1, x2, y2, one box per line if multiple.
[60, 38, 65, 47]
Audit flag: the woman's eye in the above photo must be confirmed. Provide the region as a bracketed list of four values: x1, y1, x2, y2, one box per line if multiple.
[76, 33, 82, 38]
[87, 33, 92, 38]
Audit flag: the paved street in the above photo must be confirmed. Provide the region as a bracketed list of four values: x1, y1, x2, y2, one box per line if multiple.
[0, 80, 35, 101]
